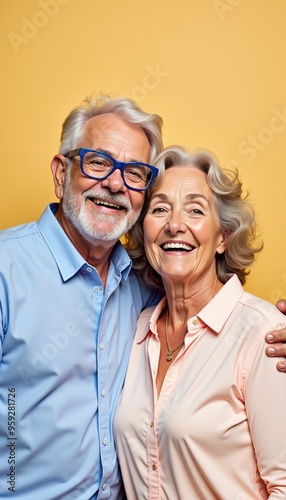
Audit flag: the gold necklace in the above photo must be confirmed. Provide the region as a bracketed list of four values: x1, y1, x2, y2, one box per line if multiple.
[165, 309, 185, 362]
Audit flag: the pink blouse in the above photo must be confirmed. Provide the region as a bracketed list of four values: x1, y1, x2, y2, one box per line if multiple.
[114, 275, 286, 499]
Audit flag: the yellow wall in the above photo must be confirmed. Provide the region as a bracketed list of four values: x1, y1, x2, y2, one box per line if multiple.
[1, 0, 285, 302]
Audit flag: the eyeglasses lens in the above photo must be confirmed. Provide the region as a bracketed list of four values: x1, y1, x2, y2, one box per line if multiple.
[82, 151, 152, 189]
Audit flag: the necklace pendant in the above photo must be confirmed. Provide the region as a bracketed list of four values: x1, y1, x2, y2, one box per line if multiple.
[166, 352, 173, 362]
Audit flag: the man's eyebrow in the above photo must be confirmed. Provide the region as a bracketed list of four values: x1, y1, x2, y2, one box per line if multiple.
[94, 148, 145, 163]
[93, 148, 113, 156]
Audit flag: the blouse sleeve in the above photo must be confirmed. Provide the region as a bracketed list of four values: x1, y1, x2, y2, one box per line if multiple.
[243, 318, 286, 498]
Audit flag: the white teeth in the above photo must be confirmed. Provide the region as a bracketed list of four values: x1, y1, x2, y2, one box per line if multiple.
[93, 199, 120, 209]
[162, 243, 193, 251]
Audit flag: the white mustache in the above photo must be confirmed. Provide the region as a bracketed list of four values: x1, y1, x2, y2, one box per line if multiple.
[83, 188, 132, 211]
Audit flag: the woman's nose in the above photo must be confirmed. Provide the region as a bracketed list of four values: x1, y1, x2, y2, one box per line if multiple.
[165, 213, 187, 235]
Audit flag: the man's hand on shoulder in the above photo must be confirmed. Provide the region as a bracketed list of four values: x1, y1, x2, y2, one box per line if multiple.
[265, 299, 286, 372]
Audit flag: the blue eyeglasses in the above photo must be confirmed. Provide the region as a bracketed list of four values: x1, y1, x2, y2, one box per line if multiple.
[64, 148, 159, 191]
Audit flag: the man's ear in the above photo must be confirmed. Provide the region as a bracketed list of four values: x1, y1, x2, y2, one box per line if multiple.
[50, 155, 67, 200]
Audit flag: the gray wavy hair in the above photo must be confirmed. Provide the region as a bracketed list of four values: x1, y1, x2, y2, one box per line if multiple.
[125, 145, 263, 288]
[58, 93, 163, 163]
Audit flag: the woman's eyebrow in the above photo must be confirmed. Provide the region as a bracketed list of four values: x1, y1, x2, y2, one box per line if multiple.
[151, 193, 210, 204]
[150, 193, 168, 201]
[186, 193, 210, 204]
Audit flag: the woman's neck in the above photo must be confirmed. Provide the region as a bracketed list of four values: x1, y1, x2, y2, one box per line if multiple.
[162, 269, 224, 322]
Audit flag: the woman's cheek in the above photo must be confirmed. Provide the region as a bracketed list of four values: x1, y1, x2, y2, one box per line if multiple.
[144, 245, 158, 270]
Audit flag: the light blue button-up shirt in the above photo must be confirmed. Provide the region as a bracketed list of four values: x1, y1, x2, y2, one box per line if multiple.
[0, 204, 162, 500]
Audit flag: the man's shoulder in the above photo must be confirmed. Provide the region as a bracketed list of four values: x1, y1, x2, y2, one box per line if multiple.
[128, 271, 164, 303]
[0, 220, 39, 244]
[0, 205, 54, 248]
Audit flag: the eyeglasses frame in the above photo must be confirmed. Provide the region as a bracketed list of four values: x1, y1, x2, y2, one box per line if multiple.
[64, 148, 159, 192]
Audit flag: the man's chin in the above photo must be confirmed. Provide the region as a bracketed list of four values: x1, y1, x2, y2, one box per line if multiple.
[81, 222, 129, 245]
[65, 205, 139, 246]
[94, 238, 118, 250]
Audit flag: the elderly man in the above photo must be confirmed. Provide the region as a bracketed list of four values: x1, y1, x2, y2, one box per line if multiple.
[0, 94, 285, 499]
[0, 95, 164, 499]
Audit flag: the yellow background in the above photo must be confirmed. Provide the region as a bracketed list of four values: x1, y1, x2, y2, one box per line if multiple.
[0, 0, 285, 302]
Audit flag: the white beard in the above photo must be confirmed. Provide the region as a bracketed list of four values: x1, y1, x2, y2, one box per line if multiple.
[62, 171, 142, 246]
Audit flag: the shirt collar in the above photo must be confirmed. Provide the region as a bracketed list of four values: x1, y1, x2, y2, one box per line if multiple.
[137, 275, 244, 343]
[197, 275, 244, 333]
[137, 297, 167, 343]
[37, 203, 132, 282]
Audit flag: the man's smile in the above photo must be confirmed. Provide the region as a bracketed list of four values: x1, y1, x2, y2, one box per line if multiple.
[88, 197, 124, 210]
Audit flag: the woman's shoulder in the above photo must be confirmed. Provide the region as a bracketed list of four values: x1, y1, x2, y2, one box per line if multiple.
[138, 305, 157, 319]
[240, 290, 286, 328]
[136, 297, 166, 337]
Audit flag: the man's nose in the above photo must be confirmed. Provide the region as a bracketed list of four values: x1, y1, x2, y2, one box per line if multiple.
[100, 168, 127, 193]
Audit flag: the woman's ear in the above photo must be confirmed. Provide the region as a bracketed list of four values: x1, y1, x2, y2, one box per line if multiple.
[216, 232, 227, 255]
[50, 154, 67, 200]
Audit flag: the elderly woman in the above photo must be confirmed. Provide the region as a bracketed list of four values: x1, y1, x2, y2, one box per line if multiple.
[114, 146, 286, 499]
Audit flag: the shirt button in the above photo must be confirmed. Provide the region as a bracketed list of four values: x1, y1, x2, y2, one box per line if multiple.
[102, 483, 107, 490]
[192, 318, 198, 325]
[86, 267, 92, 273]
[93, 286, 100, 292]
[150, 421, 154, 427]
[101, 390, 107, 397]
[99, 343, 104, 350]
[103, 438, 108, 446]
[152, 464, 157, 471]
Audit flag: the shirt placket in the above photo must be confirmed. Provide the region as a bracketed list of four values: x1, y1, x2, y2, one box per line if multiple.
[147, 332, 161, 499]
[96, 266, 126, 498]
[146, 318, 203, 499]
[84, 264, 112, 498]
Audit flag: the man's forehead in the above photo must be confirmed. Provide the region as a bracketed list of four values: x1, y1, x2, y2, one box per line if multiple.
[81, 113, 151, 159]
[84, 113, 138, 136]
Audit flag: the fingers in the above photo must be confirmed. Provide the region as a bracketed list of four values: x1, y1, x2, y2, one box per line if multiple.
[276, 360, 286, 372]
[276, 299, 286, 314]
[265, 343, 286, 358]
[265, 328, 286, 344]
[265, 343, 286, 372]
[265, 328, 286, 371]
